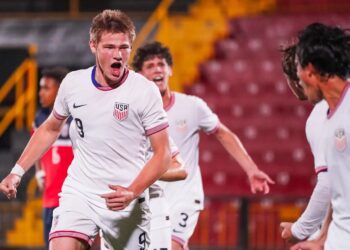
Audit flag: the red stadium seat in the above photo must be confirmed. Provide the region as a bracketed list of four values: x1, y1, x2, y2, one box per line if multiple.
[185, 14, 347, 196]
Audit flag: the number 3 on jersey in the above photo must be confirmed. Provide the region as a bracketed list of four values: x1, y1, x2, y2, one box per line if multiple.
[179, 212, 189, 228]
[75, 118, 84, 138]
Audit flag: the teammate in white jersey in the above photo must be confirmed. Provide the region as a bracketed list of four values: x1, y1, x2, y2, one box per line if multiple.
[0, 10, 172, 250]
[132, 41, 274, 250]
[100, 137, 187, 250]
[279, 44, 331, 243]
[288, 23, 350, 250]
[147, 138, 187, 250]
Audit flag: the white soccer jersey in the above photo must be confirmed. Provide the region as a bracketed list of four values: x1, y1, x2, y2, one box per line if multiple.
[305, 100, 329, 174]
[146, 136, 179, 197]
[323, 84, 350, 249]
[53, 66, 168, 209]
[164, 92, 219, 210]
[291, 100, 331, 240]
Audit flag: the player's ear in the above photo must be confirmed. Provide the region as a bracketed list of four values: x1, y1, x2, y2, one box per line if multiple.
[169, 66, 173, 77]
[89, 40, 97, 54]
[306, 63, 328, 83]
[308, 63, 323, 77]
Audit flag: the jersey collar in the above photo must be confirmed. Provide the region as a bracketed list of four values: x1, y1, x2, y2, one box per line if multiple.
[91, 66, 129, 91]
[327, 82, 350, 119]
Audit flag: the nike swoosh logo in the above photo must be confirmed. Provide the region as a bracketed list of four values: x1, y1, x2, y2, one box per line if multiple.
[73, 103, 87, 108]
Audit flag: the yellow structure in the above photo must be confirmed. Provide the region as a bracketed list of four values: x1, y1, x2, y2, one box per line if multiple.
[156, 0, 276, 91]
[0, 44, 37, 136]
[6, 177, 44, 247]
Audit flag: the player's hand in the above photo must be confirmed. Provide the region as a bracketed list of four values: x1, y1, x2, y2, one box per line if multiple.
[100, 185, 135, 211]
[280, 222, 299, 242]
[290, 240, 323, 250]
[281, 222, 293, 240]
[0, 174, 21, 199]
[35, 170, 45, 191]
[247, 169, 274, 194]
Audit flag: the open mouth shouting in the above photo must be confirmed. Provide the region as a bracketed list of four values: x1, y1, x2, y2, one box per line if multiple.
[153, 76, 164, 84]
[111, 62, 122, 77]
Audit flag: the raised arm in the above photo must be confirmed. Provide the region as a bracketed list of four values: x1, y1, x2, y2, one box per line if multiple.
[214, 122, 274, 194]
[0, 114, 66, 199]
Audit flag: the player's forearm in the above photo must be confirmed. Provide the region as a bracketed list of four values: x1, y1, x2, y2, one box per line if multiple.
[128, 148, 171, 197]
[216, 124, 258, 174]
[159, 156, 187, 181]
[291, 172, 331, 240]
[17, 119, 62, 172]
[318, 205, 332, 241]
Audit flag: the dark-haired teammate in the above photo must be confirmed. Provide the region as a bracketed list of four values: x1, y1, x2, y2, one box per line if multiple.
[289, 23, 350, 250]
[279, 43, 331, 243]
[133, 41, 274, 250]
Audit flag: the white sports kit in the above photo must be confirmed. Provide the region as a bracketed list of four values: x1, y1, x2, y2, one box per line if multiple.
[291, 100, 331, 240]
[100, 138, 180, 250]
[147, 137, 179, 250]
[323, 84, 350, 250]
[164, 92, 219, 247]
[49, 66, 168, 249]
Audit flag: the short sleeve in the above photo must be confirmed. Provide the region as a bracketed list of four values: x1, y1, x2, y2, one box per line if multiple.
[53, 76, 70, 120]
[305, 102, 328, 174]
[195, 97, 220, 134]
[142, 82, 169, 136]
[314, 137, 328, 174]
[145, 136, 179, 161]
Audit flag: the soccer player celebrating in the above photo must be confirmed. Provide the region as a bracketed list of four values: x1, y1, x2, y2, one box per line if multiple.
[289, 22, 350, 250]
[132, 41, 274, 250]
[279, 44, 331, 243]
[0, 10, 171, 250]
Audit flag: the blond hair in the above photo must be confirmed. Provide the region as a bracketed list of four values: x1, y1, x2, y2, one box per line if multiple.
[90, 9, 136, 43]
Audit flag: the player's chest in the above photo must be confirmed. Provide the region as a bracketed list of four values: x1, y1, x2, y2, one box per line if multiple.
[325, 106, 350, 155]
[67, 89, 140, 125]
[167, 108, 198, 136]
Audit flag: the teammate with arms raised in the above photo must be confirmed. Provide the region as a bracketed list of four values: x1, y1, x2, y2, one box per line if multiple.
[132, 41, 274, 250]
[0, 10, 171, 250]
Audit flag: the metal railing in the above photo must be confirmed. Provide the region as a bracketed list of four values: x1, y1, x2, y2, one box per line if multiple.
[190, 196, 307, 250]
[129, 0, 174, 64]
[0, 46, 37, 137]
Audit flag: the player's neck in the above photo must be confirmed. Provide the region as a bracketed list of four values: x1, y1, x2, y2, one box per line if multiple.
[323, 78, 348, 110]
[95, 66, 127, 89]
[162, 89, 172, 110]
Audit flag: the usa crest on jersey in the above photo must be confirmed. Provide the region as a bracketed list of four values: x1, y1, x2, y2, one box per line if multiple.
[114, 102, 129, 121]
[175, 119, 187, 133]
[334, 128, 347, 152]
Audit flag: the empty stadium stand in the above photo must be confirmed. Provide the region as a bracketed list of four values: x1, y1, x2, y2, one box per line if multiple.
[186, 13, 350, 198]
